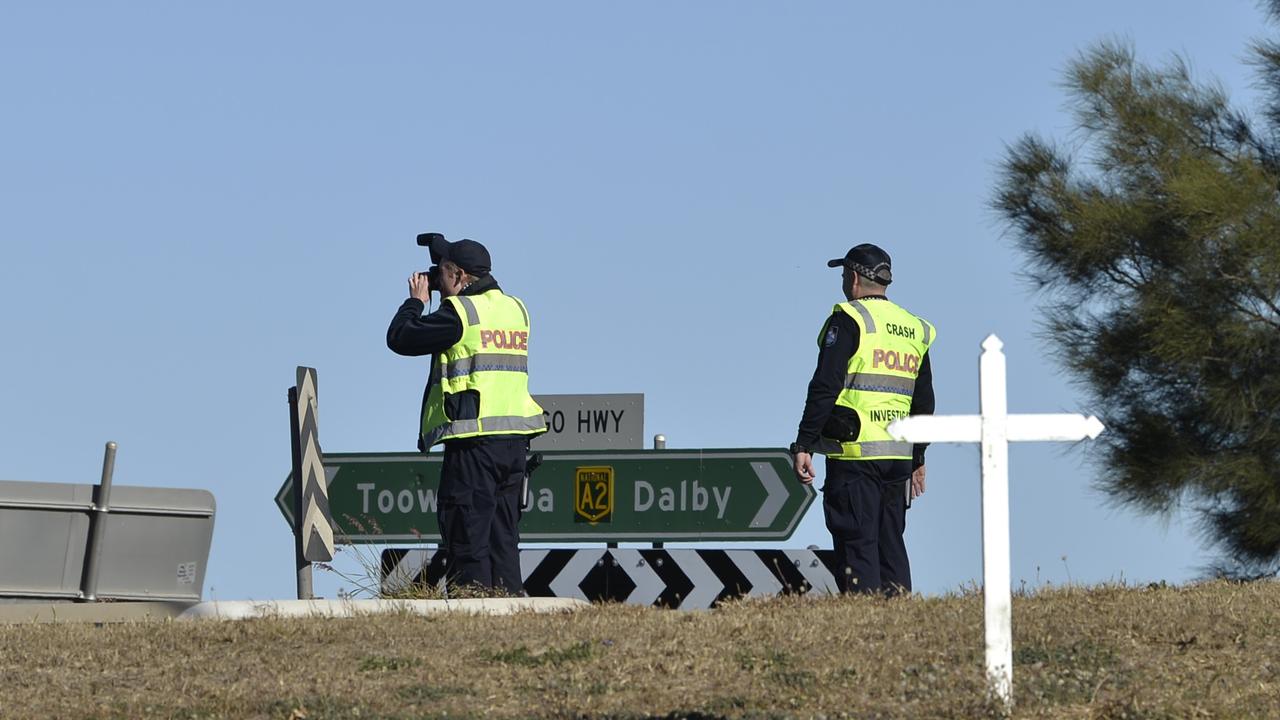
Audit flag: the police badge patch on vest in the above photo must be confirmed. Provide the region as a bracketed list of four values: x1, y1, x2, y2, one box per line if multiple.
[824, 325, 838, 347]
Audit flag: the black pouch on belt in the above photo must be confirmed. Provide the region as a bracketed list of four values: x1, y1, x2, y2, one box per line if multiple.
[820, 409, 860, 441]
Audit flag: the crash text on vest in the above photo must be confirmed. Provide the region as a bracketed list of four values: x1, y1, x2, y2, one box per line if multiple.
[885, 322, 917, 340]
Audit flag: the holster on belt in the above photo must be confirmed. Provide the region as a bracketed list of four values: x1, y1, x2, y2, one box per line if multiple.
[817, 413, 859, 457]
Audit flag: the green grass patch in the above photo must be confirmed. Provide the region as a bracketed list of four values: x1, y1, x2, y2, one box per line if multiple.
[483, 639, 595, 667]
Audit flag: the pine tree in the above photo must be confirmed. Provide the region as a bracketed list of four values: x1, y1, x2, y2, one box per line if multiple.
[994, 9, 1280, 574]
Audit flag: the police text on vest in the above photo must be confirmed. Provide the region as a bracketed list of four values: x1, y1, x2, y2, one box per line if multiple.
[871, 349, 920, 373]
[479, 329, 528, 350]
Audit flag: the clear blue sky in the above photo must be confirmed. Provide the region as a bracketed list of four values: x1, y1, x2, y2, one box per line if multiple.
[0, 2, 1266, 600]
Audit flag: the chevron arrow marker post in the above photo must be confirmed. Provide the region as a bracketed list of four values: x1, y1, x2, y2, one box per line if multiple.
[296, 367, 334, 563]
[288, 367, 335, 600]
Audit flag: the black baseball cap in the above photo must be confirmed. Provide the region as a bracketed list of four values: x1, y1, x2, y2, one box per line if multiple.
[828, 243, 892, 285]
[416, 233, 492, 275]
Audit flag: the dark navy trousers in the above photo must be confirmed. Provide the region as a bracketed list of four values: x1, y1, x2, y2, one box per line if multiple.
[437, 436, 527, 594]
[823, 457, 913, 596]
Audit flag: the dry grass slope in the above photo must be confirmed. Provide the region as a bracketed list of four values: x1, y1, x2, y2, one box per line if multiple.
[0, 581, 1277, 719]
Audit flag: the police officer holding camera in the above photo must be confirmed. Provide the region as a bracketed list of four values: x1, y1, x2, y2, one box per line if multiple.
[790, 243, 936, 596]
[387, 233, 547, 594]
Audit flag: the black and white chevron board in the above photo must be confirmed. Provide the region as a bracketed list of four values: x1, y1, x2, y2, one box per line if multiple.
[380, 548, 845, 609]
[291, 367, 334, 563]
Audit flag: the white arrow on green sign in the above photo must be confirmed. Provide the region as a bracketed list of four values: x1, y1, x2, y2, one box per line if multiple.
[275, 449, 814, 543]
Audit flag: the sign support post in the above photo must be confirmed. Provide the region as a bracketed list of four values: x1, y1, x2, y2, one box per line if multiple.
[288, 385, 312, 600]
[651, 433, 666, 549]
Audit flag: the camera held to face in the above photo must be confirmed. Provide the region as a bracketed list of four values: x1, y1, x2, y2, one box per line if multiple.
[415, 232, 447, 291]
[419, 265, 442, 289]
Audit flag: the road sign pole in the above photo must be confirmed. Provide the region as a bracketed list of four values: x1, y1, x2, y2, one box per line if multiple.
[651, 434, 666, 549]
[288, 386, 313, 600]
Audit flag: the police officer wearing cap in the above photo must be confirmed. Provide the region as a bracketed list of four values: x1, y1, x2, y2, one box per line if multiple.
[387, 233, 547, 594]
[789, 244, 936, 595]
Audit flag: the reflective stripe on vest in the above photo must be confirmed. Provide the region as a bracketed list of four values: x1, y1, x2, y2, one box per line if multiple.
[844, 372, 916, 396]
[455, 296, 481, 325]
[421, 413, 548, 448]
[848, 300, 878, 333]
[828, 440, 916, 459]
[440, 353, 530, 379]
[821, 298, 935, 461]
[419, 289, 546, 447]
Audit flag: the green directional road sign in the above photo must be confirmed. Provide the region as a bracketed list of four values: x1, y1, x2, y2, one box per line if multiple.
[275, 449, 814, 543]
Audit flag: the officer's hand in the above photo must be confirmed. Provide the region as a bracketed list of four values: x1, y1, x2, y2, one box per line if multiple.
[911, 464, 926, 499]
[408, 272, 431, 303]
[793, 452, 815, 484]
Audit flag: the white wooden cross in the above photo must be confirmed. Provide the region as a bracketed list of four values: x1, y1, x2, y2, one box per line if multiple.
[887, 334, 1104, 706]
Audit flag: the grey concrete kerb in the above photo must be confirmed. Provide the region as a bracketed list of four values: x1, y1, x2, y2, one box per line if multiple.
[0, 597, 591, 624]
[178, 597, 590, 620]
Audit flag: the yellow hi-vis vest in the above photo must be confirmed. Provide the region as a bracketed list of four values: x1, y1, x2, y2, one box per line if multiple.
[821, 298, 935, 461]
[420, 289, 547, 448]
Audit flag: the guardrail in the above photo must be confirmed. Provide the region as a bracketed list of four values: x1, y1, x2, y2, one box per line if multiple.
[0, 442, 215, 603]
